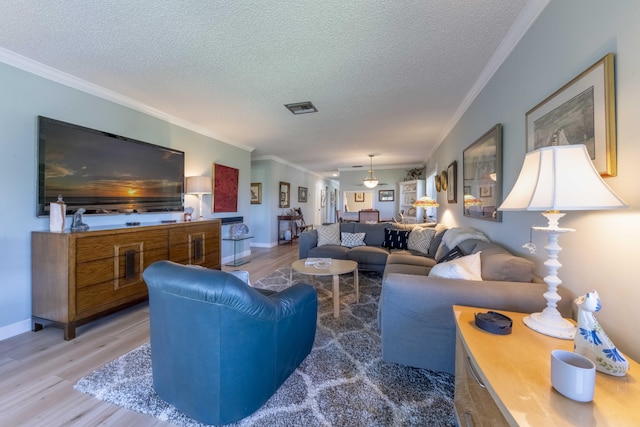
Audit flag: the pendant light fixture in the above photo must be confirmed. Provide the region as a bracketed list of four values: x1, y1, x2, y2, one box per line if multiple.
[363, 154, 379, 189]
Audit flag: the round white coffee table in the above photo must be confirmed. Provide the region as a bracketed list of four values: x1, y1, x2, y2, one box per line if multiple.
[291, 259, 359, 318]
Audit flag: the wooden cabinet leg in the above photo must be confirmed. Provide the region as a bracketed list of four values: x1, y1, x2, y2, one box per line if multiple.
[64, 325, 76, 341]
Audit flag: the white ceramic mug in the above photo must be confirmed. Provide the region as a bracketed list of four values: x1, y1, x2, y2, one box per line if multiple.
[550, 349, 596, 402]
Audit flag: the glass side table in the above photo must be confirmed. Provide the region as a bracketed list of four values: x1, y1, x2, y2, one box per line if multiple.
[222, 235, 253, 266]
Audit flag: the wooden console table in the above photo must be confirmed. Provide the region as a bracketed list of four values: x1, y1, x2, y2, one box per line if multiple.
[31, 219, 221, 340]
[453, 305, 640, 426]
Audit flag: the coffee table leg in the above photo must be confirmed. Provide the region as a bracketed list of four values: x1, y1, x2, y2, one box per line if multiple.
[354, 268, 359, 303]
[332, 274, 340, 318]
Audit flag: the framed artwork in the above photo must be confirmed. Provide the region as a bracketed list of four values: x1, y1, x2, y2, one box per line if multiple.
[250, 182, 262, 204]
[526, 53, 616, 176]
[447, 161, 457, 203]
[463, 124, 502, 221]
[379, 190, 394, 202]
[320, 190, 326, 208]
[279, 181, 290, 208]
[298, 186, 308, 203]
[212, 163, 238, 213]
[354, 192, 364, 202]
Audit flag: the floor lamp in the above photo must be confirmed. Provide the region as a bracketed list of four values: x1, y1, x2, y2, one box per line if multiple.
[186, 176, 212, 220]
[499, 145, 627, 339]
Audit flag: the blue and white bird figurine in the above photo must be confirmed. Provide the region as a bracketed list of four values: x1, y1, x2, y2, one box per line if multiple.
[574, 290, 629, 377]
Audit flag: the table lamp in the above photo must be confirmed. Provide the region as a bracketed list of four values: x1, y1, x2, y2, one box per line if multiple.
[499, 144, 627, 339]
[412, 196, 439, 222]
[186, 176, 212, 220]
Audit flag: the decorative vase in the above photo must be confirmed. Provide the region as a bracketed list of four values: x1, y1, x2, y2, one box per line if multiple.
[574, 290, 629, 376]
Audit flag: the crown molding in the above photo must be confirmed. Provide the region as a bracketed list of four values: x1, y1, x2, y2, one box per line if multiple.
[0, 47, 254, 153]
[436, 0, 551, 147]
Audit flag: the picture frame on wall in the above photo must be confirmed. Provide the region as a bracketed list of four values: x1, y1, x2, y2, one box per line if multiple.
[447, 161, 457, 203]
[379, 190, 394, 202]
[526, 52, 616, 176]
[279, 181, 290, 208]
[298, 186, 308, 203]
[250, 182, 262, 204]
[463, 124, 502, 221]
[354, 192, 364, 202]
[212, 163, 238, 213]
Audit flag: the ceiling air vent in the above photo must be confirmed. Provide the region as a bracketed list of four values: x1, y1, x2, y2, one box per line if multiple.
[284, 101, 318, 115]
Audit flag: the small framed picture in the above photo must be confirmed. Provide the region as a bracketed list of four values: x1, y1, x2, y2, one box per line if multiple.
[250, 182, 262, 204]
[447, 161, 457, 203]
[298, 186, 308, 203]
[379, 190, 394, 202]
[355, 192, 364, 202]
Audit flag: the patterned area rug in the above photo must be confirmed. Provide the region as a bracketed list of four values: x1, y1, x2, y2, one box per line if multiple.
[74, 267, 455, 426]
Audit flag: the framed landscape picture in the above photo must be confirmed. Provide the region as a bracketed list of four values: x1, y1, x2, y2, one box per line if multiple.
[526, 53, 616, 176]
[379, 190, 394, 202]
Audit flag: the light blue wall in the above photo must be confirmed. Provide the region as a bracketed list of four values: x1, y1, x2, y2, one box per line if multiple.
[427, 0, 640, 361]
[0, 62, 251, 338]
[250, 158, 335, 246]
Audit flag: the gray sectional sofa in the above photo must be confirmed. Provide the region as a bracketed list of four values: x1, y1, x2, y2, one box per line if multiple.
[299, 222, 573, 374]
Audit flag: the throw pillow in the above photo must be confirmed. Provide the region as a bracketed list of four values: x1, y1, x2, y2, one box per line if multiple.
[407, 227, 436, 255]
[428, 224, 448, 258]
[341, 232, 366, 248]
[429, 252, 483, 281]
[437, 245, 465, 263]
[317, 223, 341, 246]
[382, 228, 410, 250]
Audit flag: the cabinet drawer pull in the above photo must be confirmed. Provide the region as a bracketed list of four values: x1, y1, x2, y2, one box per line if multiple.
[466, 356, 486, 388]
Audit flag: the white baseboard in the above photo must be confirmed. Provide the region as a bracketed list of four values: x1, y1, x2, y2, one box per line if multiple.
[0, 318, 32, 341]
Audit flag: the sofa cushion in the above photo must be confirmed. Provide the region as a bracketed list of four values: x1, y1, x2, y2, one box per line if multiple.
[429, 252, 482, 281]
[407, 227, 436, 255]
[428, 224, 448, 258]
[308, 245, 349, 259]
[317, 223, 341, 246]
[341, 232, 366, 248]
[437, 245, 465, 263]
[382, 228, 410, 249]
[347, 246, 390, 266]
[353, 223, 388, 246]
[473, 242, 535, 282]
[386, 252, 436, 269]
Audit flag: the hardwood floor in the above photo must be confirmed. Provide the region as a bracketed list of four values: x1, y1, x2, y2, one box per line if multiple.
[0, 243, 300, 427]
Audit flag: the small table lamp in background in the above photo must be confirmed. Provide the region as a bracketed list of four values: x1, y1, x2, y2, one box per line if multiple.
[499, 144, 627, 339]
[412, 196, 439, 222]
[186, 176, 212, 220]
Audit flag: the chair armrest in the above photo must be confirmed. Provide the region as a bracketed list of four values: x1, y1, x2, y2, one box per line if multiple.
[267, 283, 318, 318]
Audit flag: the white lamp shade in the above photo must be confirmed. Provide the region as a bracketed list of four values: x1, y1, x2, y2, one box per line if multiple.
[186, 176, 212, 195]
[499, 145, 627, 211]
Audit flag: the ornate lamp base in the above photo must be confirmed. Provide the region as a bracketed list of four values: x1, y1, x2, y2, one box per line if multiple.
[524, 310, 575, 339]
[526, 211, 576, 340]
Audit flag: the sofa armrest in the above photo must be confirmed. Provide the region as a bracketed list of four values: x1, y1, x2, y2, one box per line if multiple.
[299, 230, 318, 259]
[379, 273, 573, 374]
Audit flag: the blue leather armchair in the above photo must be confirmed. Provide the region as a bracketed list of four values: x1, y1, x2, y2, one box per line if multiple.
[142, 261, 318, 425]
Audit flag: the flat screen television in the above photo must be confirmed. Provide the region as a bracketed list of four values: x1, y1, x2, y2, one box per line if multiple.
[37, 116, 185, 216]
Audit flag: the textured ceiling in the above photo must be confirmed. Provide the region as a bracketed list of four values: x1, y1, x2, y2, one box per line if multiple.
[0, 0, 535, 177]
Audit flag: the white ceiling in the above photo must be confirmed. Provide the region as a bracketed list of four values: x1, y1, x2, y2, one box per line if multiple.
[0, 0, 543, 177]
